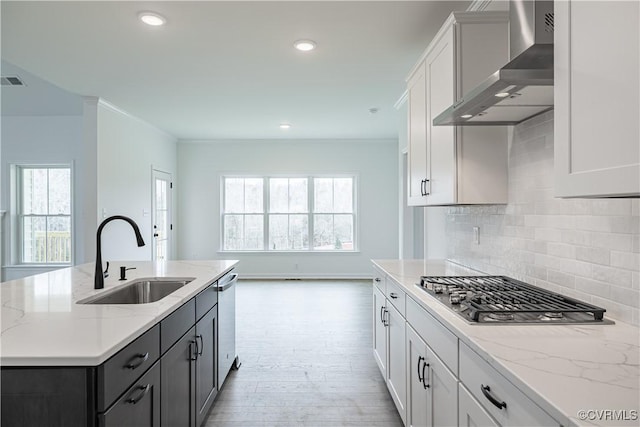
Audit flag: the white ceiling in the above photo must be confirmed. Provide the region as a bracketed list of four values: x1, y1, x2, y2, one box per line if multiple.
[1, 1, 471, 140]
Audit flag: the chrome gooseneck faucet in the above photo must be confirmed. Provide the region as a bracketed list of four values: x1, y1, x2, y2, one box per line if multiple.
[95, 215, 146, 289]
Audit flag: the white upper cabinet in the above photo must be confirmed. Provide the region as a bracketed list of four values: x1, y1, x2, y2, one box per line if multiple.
[406, 12, 510, 206]
[407, 62, 429, 206]
[554, 1, 640, 197]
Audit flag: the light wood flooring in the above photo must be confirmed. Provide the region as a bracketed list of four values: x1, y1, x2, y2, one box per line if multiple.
[205, 279, 404, 427]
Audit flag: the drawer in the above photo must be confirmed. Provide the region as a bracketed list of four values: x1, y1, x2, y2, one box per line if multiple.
[195, 279, 218, 321]
[372, 267, 386, 293]
[97, 324, 160, 412]
[459, 382, 499, 427]
[161, 299, 195, 354]
[385, 279, 406, 317]
[99, 360, 161, 427]
[406, 296, 458, 374]
[459, 341, 561, 427]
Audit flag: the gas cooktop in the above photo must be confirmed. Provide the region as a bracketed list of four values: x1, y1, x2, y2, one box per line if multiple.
[417, 276, 611, 324]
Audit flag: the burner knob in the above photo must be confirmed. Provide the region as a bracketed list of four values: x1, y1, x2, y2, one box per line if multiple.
[433, 284, 443, 294]
[449, 293, 461, 304]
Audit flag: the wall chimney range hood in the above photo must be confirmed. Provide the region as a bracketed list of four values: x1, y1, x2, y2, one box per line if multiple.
[434, 0, 554, 126]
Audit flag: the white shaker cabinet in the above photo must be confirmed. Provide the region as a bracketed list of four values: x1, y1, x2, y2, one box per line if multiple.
[554, 1, 640, 197]
[373, 282, 387, 377]
[406, 12, 510, 206]
[407, 61, 429, 206]
[372, 272, 407, 424]
[406, 325, 457, 427]
[458, 383, 500, 427]
[386, 303, 407, 423]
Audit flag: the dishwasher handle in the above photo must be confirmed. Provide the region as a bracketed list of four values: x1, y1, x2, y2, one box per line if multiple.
[216, 273, 238, 292]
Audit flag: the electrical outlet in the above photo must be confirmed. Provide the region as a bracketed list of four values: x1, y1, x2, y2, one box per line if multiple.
[473, 226, 480, 245]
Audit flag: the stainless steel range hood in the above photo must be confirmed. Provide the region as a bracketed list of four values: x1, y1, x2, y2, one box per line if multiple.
[434, 0, 554, 126]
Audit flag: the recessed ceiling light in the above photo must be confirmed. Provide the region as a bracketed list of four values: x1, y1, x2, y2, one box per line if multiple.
[294, 40, 317, 52]
[495, 92, 510, 98]
[139, 12, 166, 26]
[280, 123, 292, 129]
[460, 114, 473, 119]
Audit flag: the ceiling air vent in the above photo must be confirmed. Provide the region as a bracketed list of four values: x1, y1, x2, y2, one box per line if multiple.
[1, 76, 25, 86]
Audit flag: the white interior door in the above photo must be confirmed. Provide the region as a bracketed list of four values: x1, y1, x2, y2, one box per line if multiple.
[152, 169, 172, 261]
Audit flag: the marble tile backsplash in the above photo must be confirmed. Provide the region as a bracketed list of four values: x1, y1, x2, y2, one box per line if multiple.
[445, 111, 640, 325]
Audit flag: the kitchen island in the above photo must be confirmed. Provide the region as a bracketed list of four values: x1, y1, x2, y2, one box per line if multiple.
[0, 260, 238, 427]
[373, 259, 639, 427]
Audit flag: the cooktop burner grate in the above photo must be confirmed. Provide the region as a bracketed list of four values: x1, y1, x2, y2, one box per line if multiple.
[417, 276, 607, 324]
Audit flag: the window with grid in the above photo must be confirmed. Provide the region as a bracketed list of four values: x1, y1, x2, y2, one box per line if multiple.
[18, 166, 72, 264]
[221, 176, 356, 251]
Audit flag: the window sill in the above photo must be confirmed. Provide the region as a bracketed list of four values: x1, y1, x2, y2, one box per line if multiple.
[3, 264, 71, 270]
[218, 250, 361, 254]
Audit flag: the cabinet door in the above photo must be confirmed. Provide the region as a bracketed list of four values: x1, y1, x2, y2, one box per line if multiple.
[406, 326, 428, 427]
[426, 25, 456, 205]
[458, 383, 500, 427]
[196, 306, 217, 427]
[555, 1, 640, 197]
[387, 303, 407, 424]
[100, 362, 161, 427]
[372, 285, 387, 377]
[161, 326, 196, 427]
[427, 347, 457, 427]
[407, 61, 429, 206]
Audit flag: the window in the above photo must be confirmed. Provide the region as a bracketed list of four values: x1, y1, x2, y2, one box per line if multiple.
[222, 176, 356, 251]
[18, 166, 72, 264]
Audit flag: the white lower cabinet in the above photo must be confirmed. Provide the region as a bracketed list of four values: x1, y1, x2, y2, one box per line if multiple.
[387, 304, 407, 422]
[373, 266, 562, 427]
[372, 279, 407, 424]
[459, 342, 560, 427]
[458, 383, 500, 427]
[373, 284, 387, 376]
[406, 325, 457, 427]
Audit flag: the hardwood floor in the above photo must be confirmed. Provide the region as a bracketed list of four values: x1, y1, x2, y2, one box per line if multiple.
[205, 279, 404, 427]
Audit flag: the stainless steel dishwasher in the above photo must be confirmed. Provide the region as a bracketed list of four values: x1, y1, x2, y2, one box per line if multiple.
[217, 271, 239, 388]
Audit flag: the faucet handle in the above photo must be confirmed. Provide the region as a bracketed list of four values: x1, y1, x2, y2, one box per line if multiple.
[104, 261, 110, 278]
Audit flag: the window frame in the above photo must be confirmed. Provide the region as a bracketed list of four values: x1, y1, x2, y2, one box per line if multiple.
[14, 164, 74, 266]
[220, 174, 358, 253]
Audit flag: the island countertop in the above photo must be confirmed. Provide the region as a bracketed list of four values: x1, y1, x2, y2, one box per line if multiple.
[372, 259, 640, 427]
[0, 260, 237, 366]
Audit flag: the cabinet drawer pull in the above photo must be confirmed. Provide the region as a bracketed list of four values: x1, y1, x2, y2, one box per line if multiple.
[481, 384, 507, 410]
[389, 292, 398, 299]
[379, 306, 385, 324]
[125, 352, 149, 370]
[417, 356, 424, 382]
[422, 362, 430, 389]
[374, 277, 381, 282]
[126, 384, 151, 405]
[196, 334, 204, 356]
[382, 309, 389, 327]
[189, 340, 198, 361]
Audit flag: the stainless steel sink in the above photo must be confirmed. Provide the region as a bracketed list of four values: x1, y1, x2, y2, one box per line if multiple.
[79, 277, 195, 304]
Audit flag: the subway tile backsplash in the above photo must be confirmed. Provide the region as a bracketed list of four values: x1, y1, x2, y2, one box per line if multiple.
[445, 111, 640, 325]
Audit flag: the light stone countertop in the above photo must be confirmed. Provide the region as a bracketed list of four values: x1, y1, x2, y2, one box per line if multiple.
[0, 260, 237, 366]
[373, 259, 640, 427]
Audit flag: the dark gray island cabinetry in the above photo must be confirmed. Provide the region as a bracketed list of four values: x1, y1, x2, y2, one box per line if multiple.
[0, 266, 237, 427]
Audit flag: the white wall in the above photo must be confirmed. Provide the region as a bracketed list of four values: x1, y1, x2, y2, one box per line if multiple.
[177, 139, 399, 278]
[444, 111, 640, 325]
[1, 115, 83, 280]
[95, 101, 178, 263]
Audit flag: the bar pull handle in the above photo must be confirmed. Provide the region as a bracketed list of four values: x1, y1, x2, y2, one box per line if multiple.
[481, 384, 507, 410]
